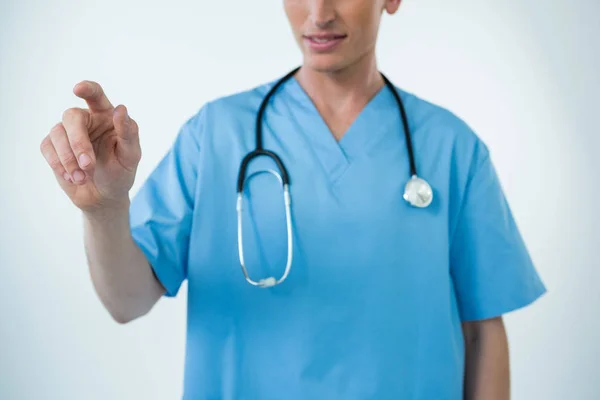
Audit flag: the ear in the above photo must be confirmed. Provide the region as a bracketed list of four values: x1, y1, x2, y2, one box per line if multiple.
[384, 0, 402, 15]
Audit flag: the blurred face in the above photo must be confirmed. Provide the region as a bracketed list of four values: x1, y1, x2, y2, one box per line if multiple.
[284, 0, 401, 73]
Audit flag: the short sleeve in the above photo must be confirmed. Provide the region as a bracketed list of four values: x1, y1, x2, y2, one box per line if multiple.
[129, 108, 205, 297]
[450, 144, 547, 321]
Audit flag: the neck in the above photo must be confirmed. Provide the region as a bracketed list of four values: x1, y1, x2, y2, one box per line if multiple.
[295, 53, 384, 111]
[293, 53, 385, 140]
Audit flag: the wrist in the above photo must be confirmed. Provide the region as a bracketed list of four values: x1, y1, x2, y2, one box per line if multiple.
[82, 197, 131, 222]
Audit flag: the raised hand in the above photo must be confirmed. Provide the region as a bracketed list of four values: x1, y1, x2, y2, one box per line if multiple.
[40, 81, 142, 212]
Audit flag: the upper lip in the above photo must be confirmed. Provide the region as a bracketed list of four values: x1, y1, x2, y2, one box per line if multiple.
[303, 33, 347, 40]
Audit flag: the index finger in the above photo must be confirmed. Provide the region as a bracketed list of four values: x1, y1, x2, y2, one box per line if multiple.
[73, 80, 113, 113]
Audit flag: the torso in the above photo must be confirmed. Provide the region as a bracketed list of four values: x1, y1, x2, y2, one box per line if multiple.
[179, 76, 482, 399]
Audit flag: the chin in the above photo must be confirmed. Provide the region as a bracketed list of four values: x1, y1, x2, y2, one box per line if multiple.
[302, 54, 350, 74]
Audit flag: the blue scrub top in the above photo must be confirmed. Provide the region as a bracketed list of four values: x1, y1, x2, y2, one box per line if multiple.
[129, 75, 546, 399]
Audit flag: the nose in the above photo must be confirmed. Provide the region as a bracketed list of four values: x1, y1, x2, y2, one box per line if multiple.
[308, 0, 336, 29]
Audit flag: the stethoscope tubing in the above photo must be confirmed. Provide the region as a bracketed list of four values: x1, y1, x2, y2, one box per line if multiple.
[236, 67, 432, 288]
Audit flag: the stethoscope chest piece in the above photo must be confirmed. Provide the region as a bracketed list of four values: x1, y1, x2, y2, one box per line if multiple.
[403, 175, 433, 208]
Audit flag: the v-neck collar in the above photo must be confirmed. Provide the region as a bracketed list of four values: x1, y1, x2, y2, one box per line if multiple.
[284, 76, 397, 183]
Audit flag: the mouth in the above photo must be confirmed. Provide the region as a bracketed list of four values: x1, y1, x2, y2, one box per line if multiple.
[302, 33, 347, 52]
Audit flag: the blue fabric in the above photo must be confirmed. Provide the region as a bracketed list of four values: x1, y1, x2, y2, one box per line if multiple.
[129, 76, 546, 399]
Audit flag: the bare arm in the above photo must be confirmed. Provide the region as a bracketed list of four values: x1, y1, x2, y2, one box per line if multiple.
[83, 202, 165, 324]
[463, 317, 510, 400]
[40, 81, 165, 324]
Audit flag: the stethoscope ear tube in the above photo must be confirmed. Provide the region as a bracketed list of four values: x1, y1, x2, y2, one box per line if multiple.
[381, 73, 417, 178]
[255, 67, 301, 151]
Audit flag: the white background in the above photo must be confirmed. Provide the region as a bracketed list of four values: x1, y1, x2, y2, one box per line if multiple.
[1, 0, 598, 399]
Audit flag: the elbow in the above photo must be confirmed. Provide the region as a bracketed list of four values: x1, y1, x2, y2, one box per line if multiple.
[89, 266, 162, 324]
[103, 297, 148, 324]
[106, 305, 136, 324]
[110, 311, 136, 324]
[91, 279, 153, 324]
[96, 293, 139, 324]
[106, 300, 153, 324]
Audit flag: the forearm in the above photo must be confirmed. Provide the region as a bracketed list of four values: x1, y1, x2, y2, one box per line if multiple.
[83, 200, 164, 323]
[463, 318, 510, 400]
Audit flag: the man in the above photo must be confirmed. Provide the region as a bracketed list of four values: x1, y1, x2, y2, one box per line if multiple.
[39, 0, 545, 398]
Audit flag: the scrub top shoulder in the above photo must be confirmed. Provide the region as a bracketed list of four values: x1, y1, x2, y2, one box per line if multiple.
[128, 75, 547, 400]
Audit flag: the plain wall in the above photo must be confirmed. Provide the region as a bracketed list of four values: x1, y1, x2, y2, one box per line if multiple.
[1, 0, 598, 398]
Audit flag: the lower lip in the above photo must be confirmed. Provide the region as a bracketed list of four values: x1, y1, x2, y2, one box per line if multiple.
[304, 36, 346, 52]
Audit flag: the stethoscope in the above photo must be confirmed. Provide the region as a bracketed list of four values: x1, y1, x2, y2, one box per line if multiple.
[236, 67, 433, 288]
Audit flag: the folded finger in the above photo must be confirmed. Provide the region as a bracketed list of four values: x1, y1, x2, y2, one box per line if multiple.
[49, 122, 87, 185]
[61, 107, 96, 172]
[40, 130, 73, 184]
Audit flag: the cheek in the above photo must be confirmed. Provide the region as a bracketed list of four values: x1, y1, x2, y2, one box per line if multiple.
[346, 7, 381, 47]
[284, 1, 307, 34]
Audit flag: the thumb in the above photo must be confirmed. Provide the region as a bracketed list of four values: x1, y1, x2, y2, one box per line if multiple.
[113, 104, 137, 143]
[113, 104, 141, 168]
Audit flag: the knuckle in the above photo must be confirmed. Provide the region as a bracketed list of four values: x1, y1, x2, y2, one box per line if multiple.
[48, 157, 63, 171]
[70, 137, 90, 153]
[132, 147, 142, 163]
[62, 107, 84, 122]
[95, 82, 104, 96]
[85, 80, 99, 90]
[86, 81, 98, 96]
[87, 80, 104, 99]
[58, 151, 78, 168]
[48, 125, 65, 141]
[62, 108, 76, 121]
[39, 136, 51, 153]
[50, 122, 64, 133]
